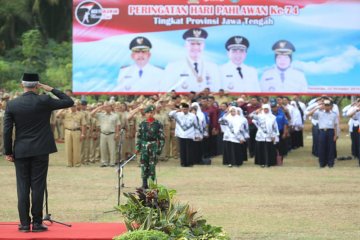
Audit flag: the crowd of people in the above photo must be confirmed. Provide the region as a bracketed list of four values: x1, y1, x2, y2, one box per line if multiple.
[1, 88, 359, 171]
[2, 81, 360, 230]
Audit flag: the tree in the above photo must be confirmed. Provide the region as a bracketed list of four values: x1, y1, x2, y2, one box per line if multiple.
[0, 0, 33, 49]
[21, 29, 45, 73]
[32, 0, 72, 42]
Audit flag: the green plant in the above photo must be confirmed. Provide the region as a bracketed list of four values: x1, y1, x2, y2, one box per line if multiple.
[116, 182, 230, 240]
[113, 229, 168, 240]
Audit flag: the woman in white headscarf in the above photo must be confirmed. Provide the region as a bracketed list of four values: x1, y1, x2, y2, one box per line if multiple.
[219, 106, 249, 167]
[290, 100, 304, 149]
[236, 107, 250, 162]
[250, 104, 279, 167]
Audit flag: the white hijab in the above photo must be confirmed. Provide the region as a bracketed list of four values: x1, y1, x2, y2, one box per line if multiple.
[259, 104, 276, 133]
[191, 102, 205, 124]
[225, 106, 242, 133]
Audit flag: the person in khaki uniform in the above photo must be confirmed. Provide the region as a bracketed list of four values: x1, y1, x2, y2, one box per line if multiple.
[154, 103, 169, 161]
[56, 102, 87, 167]
[113, 102, 121, 160]
[91, 102, 121, 167]
[1, 93, 10, 111]
[214, 89, 232, 105]
[160, 99, 173, 160]
[54, 109, 64, 142]
[88, 104, 100, 163]
[115, 102, 130, 160]
[127, 103, 146, 163]
[124, 103, 136, 158]
[79, 100, 91, 165]
[169, 103, 179, 159]
[0, 101, 4, 155]
[50, 111, 56, 136]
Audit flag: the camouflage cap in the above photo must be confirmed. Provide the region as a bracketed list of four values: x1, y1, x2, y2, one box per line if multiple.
[144, 105, 155, 113]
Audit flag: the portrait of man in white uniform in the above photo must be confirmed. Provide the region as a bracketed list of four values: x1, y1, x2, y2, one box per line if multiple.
[220, 36, 260, 93]
[116, 36, 164, 92]
[164, 28, 220, 92]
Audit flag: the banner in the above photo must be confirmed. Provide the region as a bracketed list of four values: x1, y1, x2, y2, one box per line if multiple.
[73, 0, 360, 95]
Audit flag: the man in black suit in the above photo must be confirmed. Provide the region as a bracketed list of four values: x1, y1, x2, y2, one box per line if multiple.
[3, 73, 74, 232]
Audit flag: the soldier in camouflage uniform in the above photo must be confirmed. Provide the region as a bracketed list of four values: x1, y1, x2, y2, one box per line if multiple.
[136, 105, 165, 189]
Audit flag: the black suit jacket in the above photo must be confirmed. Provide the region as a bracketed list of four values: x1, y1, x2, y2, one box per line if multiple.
[3, 89, 74, 158]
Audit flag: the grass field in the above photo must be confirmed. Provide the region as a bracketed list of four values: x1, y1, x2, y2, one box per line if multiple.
[1, 129, 360, 240]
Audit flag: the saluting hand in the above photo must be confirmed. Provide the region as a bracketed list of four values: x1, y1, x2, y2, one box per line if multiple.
[37, 83, 54, 92]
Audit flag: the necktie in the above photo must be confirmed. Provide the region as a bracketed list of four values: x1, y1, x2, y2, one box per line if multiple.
[296, 101, 304, 124]
[194, 62, 199, 73]
[139, 69, 143, 78]
[236, 67, 243, 79]
[280, 71, 285, 82]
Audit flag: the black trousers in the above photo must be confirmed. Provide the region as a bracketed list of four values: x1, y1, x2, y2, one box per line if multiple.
[318, 129, 335, 167]
[14, 155, 49, 226]
[291, 130, 304, 149]
[216, 132, 224, 155]
[248, 124, 257, 157]
[178, 138, 195, 166]
[193, 140, 203, 164]
[312, 124, 319, 157]
[223, 141, 246, 166]
[254, 141, 277, 167]
[208, 128, 218, 157]
[276, 130, 288, 157]
[351, 126, 359, 158]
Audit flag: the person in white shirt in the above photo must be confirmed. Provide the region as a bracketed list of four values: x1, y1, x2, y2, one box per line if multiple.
[250, 104, 279, 167]
[190, 102, 208, 164]
[116, 36, 164, 93]
[345, 99, 360, 163]
[307, 99, 338, 168]
[169, 103, 199, 167]
[289, 100, 304, 149]
[220, 36, 260, 93]
[164, 28, 221, 92]
[305, 97, 322, 156]
[219, 106, 249, 167]
[306, 96, 340, 157]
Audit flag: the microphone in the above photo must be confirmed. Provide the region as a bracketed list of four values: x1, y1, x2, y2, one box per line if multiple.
[115, 153, 137, 172]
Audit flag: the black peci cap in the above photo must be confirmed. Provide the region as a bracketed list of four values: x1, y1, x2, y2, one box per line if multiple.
[225, 36, 249, 50]
[272, 40, 295, 55]
[129, 36, 152, 51]
[180, 102, 189, 108]
[22, 73, 39, 82]
[183, 28, 208, 41]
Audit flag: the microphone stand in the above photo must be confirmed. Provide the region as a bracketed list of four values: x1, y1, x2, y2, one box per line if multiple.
[104, 154, 136, 213]
[43, 185, 72, 227]
[117, 128, 125, 165]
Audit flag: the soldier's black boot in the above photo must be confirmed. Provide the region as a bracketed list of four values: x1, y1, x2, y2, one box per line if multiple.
[142, 178, 148, 189]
